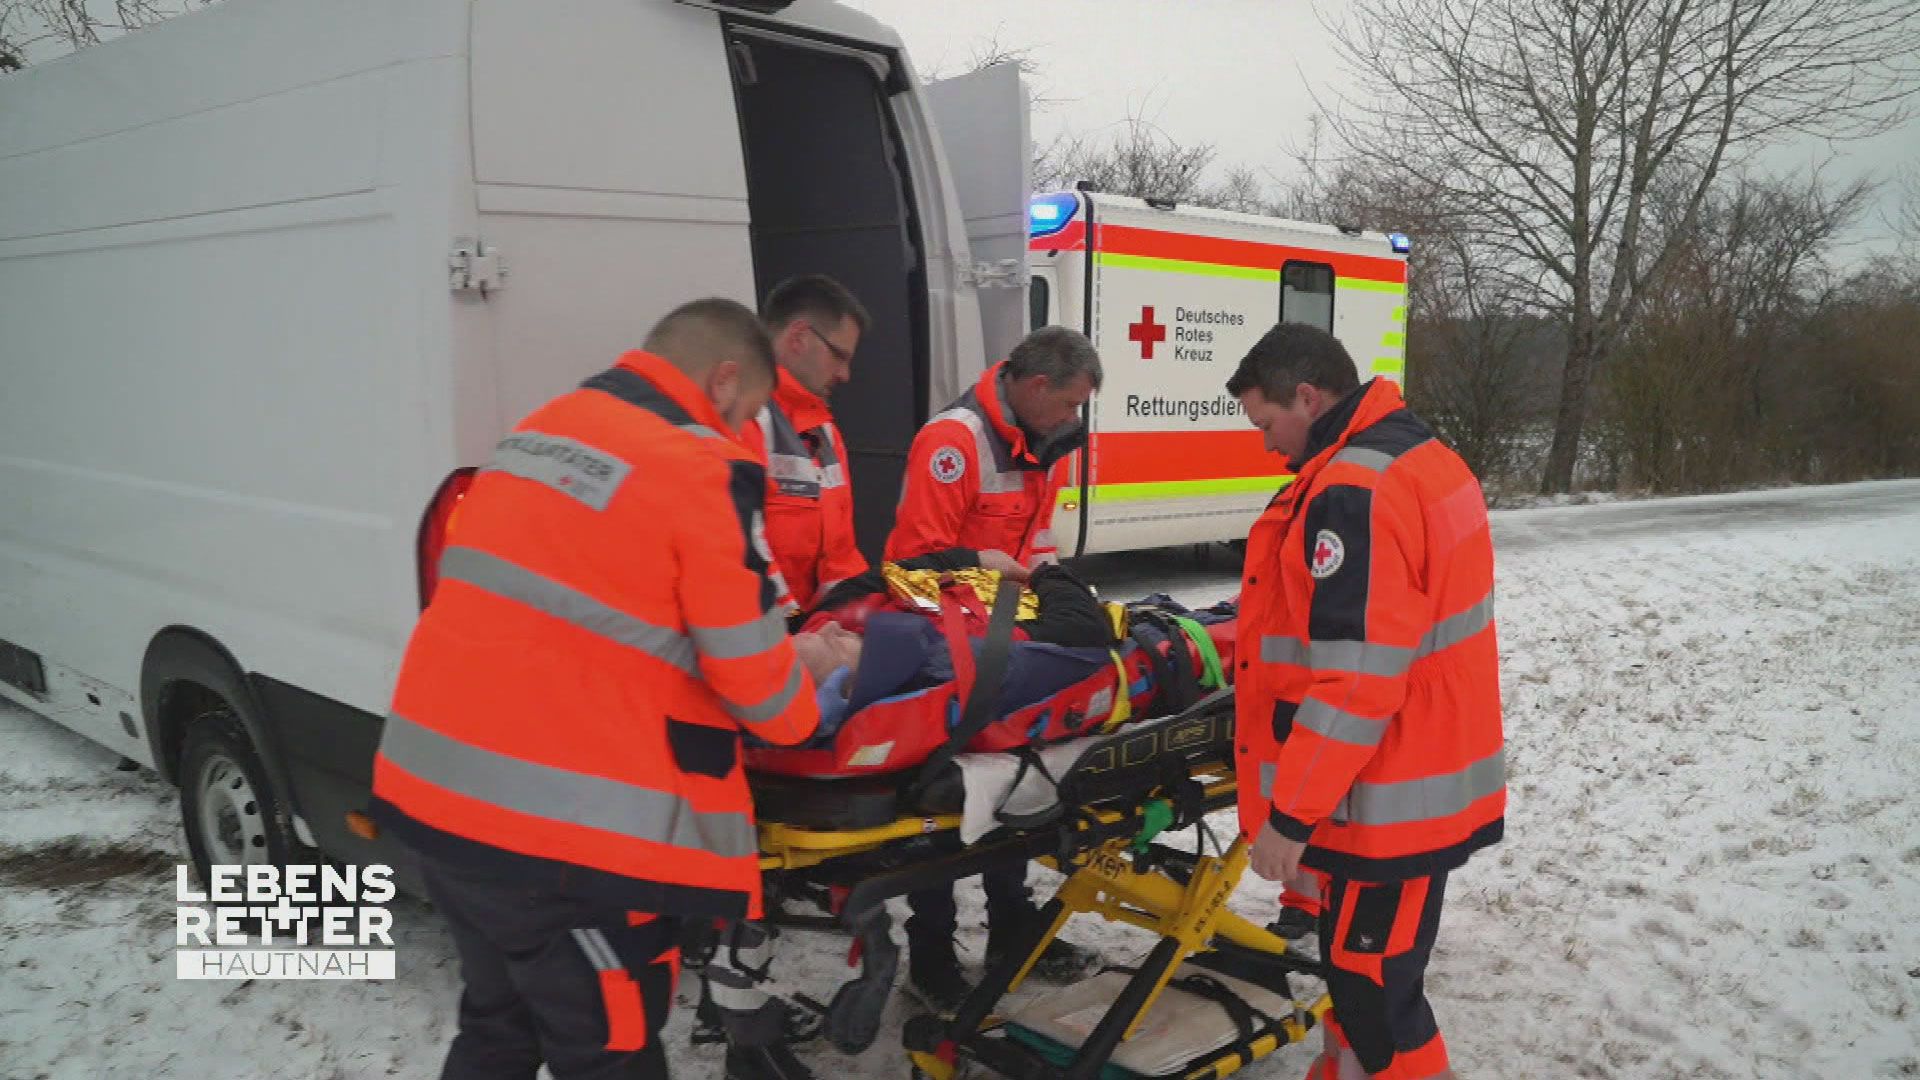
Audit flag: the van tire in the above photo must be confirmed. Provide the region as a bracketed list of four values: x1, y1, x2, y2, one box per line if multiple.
[179, 709, 301, 887]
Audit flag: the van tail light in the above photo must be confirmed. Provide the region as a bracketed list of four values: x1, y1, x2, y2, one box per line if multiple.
[417, 467, 477, 609]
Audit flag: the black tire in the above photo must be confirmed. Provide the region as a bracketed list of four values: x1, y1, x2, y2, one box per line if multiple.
[178, 708, 301, 887]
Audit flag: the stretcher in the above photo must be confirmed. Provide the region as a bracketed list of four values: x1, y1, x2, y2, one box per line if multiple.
[749, 685, 1334, 1080]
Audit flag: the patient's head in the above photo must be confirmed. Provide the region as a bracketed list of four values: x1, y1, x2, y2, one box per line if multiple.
[792, 621, 863, 684]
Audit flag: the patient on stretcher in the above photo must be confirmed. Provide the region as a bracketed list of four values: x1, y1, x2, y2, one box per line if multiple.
[745, 549, 1234, 778]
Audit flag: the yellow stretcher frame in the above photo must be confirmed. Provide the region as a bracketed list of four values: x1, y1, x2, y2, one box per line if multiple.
[755, 774, 1333, 1080]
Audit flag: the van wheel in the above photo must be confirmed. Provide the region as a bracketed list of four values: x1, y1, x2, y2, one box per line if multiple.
[179, 710, 298, 884]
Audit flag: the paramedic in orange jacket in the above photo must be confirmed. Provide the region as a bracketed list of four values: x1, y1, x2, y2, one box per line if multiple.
[742, 275, 872, 612]
[885, 326, 1101, 570]
[1228, 323, 1504, 1080]
[882, 326, 1103, 1010]
[369, 299, 819, 1080]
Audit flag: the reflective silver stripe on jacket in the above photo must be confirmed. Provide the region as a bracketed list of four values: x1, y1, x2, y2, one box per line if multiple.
[724, 661, 805, 726]
[1418, 593, 1495, 658]
[382, 713, 758, 859]
[759, 403, 849, 498]
[929, 404, 1027, 495]
[438, 547, 697, 675]
[1345, 749, 1506, 827]
[1258, 590, 1494, 677]
[1330, 446, 1397, 473]
[1260, 636, 1415, 678]
[690, 606, 790, 661]
[1254, 751, 1503, 828]
[1295, 698, 1390, 747]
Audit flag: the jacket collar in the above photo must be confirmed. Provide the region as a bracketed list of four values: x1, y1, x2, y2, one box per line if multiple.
[1291, 378, 1405, 475]
[976, 361, 1088, 470]
[974, 362, 1029, 458]
[612, 350, 733, 436]
[772, 367, 833, 431]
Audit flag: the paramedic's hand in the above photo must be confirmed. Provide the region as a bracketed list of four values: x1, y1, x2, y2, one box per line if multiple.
[977, 549, 1031, 582]
[1249, 822, 1307, 883]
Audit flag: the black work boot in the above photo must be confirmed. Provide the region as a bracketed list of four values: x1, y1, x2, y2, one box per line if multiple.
[986, 904, 1098, 982]
[907, 937, 973, 1014]
[724, 1041, 816, 1080]
[1267, 904, 1319, 942]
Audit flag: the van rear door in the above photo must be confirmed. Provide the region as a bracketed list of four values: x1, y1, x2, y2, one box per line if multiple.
[922, 62, 1032, 371]
[468, 0, 757, 429]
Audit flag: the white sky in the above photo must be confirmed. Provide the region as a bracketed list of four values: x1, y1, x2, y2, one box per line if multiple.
[845, 0, 1920, 266]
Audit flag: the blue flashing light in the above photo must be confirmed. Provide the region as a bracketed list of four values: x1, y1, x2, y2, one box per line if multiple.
[1387, 232, 1412, 254]
[1029, 193, 1081, 239]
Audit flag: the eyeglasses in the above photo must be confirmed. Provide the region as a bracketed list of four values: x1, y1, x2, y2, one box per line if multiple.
[808, 323, 854, 364]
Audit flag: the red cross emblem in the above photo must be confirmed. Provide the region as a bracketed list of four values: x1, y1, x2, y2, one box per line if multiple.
[1310, 529, 1345, 578]
[1128, 306, 1168, 360]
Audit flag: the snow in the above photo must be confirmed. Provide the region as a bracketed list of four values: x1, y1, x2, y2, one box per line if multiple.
[4, 480, 1919, 1079]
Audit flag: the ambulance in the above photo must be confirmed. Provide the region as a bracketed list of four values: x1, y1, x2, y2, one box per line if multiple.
[1026, 190, 1411, 555]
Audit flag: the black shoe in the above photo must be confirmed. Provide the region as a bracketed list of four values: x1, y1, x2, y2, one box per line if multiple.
[725, 1042, 816, 1080]
[907, 941, 973, 1014]
[1267, 905, 1318, 941]
[987, 907, 1099, 982]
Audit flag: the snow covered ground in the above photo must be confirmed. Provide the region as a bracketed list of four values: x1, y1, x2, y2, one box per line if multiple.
[3, 480, 1918, 1079]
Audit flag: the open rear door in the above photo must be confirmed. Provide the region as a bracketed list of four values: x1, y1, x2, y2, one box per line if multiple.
[922, 62, 1032, 367]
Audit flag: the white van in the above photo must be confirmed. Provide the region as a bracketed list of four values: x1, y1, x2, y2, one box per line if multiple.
[1027, 189, 1410, 555]
[0, 0, 1032, 879]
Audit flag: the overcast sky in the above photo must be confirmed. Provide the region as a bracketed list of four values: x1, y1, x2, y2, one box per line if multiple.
[845, 0, 1920, 265]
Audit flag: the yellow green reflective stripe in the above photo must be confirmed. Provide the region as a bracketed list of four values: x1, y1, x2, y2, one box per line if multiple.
[1392, 306, 1407, 322]
[1337, 277, 1406, 294]
[1373, 358, 1406, 377]
[1382, 331, 1406, 348]
[1059, 474, 1295, 506]
[1094, 252, 1279, 282]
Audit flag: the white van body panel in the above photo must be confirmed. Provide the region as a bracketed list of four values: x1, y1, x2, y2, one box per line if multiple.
[0, 0, 478, 757]
[0, 0, 1004, 861]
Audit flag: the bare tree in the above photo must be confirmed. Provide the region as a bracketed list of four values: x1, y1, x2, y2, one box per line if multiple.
[1, 0, 212, 70]
[1600, 172, 1871, 489]
[1893, 162, 1920, 255]
[1323, 0, 1920, 492]
[1042, 117, 1219, 204]
[1207, 166, 1271, 215]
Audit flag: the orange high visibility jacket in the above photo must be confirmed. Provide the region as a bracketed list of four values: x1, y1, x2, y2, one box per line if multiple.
[370, 351, 819, 920]
[740, 370, 867, 613]
[885, 362, 1083, 567]
[1236, 378, 1505, 882]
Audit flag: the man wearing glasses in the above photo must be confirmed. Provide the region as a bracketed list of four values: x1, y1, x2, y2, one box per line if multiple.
[743, 275, 873, 614]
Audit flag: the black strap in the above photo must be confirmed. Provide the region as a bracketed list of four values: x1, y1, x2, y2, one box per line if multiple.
[1097, 966, 1268, 1040]
[1170, 972, 1265, 1038]
[904, 577, 1025, 807]
[993, 746, 1065, 830]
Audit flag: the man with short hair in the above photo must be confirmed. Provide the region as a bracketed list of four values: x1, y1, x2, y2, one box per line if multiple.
[884, 325, 1105, 1009]
[369, 298, 820, 1080]
[742, 275, 873, 613]
[1227, 322, 1505, 1080]
[886, 326, 1102, 569]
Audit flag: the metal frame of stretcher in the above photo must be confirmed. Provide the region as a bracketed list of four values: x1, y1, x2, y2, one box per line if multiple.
[752, 689, 1334, 1080]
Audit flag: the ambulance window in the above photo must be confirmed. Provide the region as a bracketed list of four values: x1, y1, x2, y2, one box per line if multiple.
[1029, 276, 1051, 329]
[1281, 262, 1335, 333]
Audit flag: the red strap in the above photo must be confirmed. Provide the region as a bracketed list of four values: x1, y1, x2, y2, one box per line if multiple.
[940, 603, 976, 706]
